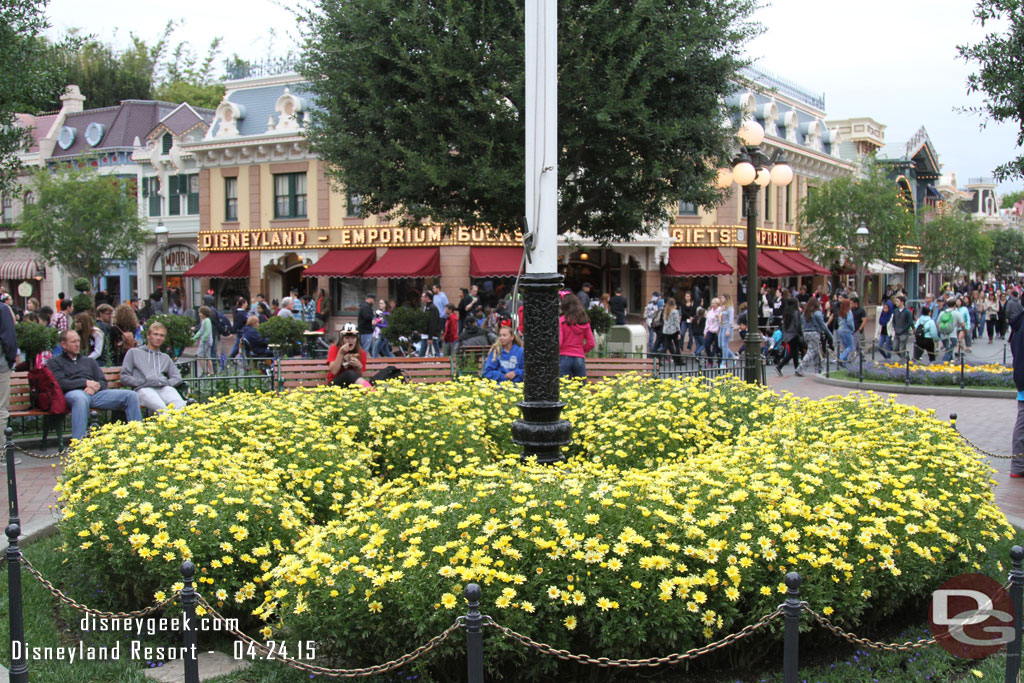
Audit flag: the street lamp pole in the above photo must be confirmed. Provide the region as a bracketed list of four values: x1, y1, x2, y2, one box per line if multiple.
[154, 220, 168, 311]
[716, 119, 793, 385]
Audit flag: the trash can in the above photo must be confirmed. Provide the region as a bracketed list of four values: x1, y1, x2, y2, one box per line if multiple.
[606, 324, 647, 355]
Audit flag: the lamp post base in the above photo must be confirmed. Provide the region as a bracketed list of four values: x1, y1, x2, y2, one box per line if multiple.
[512, 272, 572, 463]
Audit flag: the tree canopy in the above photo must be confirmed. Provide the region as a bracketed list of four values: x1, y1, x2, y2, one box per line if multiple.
[988, 228, 1024, 279]
[0, 0, 66, 196]
[300, 0, 759, 241]
[18, 162, 146, 283]
[918, 203, 992, 281]
[798, 162, 914, 296]
[1000, 189, 1024, 208]
[958, 0, 1024, 180]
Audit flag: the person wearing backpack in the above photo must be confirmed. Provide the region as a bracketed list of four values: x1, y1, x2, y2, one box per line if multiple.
[937, 298, 962, 362]
[913, 306, 938, 362]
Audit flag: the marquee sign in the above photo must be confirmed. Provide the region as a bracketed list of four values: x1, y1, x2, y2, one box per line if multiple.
[198, 225, 522, 251]
[669, 225, 799, 250]
[156, 245, 200, 273]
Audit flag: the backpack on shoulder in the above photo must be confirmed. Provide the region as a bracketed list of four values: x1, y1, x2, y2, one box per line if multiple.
[28, 366, 67, 414]
[938, 311, 954, 336]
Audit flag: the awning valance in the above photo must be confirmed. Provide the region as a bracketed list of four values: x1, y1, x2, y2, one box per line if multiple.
[303, 249, 376, 278]
[867, 260, 904, 275]
[0, 259, 44, 280]
[661, 248, 733, 277]
[470, 247, 524, 277]
[737, 249, 791, 278]
[770, 251, 830, 277]
[362, 247, 441, 279]
[183, 251, 249, 279]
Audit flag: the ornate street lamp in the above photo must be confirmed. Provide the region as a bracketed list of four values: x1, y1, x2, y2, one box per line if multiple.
[154, 219, 168, 310]
[716, 118, 793, 384]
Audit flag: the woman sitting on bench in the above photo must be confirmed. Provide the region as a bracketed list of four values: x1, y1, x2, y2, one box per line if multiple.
[240, 316, 273, 357]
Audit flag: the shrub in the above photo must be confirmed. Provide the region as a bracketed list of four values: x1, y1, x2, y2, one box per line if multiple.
[384, 304, 428, 343]
[71, 292, 93, 314]
[588, 305, 613, 334]
[143, 314, 193, 357]
[14, 320, 58, 363]
[73, 277, 92, 293]
[256, 316, 308, 355]
[56, 378, 1014, 678]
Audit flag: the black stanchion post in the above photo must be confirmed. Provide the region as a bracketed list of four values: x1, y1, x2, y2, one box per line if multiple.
[1005, 545, 1024, 683]
[950, 413, 958, 433]
[466, 583, 484, 683]
[961, 352, 965, 390]
[180, 561, 201, 683]
[783, 572, 801, 683]
[5, 427, 19, 528]
[858, 349, 863, 383]
[7, 523, 28, 682]
[825, 348, 830, 378]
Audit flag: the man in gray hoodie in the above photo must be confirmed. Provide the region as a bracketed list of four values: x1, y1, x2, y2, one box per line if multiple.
[121, 322, 185, 413]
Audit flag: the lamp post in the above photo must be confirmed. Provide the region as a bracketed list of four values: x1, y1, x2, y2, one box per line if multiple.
[716, 119, 793, 384]
[855, 222, 869, 296]
[154, 219, 168, 311]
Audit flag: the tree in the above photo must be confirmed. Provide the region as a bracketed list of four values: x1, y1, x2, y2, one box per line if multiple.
[18, 162, 146, 283]
[300, 0, 759, 241]
[798, 161, 914, 297]
[1001, 189, 1024, 209]
[958, 0, 1024, 180]
[988, 228, 1024, 279]
[0, 0, 67, 196]
[919, 202, 992, 282]
[151, 31, 226, 109]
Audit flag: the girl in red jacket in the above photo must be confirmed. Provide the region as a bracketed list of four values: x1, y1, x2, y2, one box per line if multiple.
[558, 293, 595, 378]
[442, 304, 460, 356]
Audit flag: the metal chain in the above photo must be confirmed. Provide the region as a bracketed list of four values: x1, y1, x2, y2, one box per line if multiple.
[9, 443, 66, 460]
[953, 429, 1023, 460]
[803, 605, 937, 651]
[483, 607, 783, 668]
[197, 596, 461, 678]
[20, 555, 177, 618]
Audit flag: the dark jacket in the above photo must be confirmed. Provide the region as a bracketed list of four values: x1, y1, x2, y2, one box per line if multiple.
[1011, 309, 1024, 392]
[49, 352, 107, 393]
[241, 326, 272, 356]
[233, 308, 249, 334]
[425, 304, 442, 338]
[609, 295, 628, 324]
[891, 306, 914, 336]
[357, 301, 375, 334]
[0, 303, 16, 369]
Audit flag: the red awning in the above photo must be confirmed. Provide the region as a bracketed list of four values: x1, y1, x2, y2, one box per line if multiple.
[470, 247, 524, 277]
[779, 251, 830, 276]
[183, 251, 249, 279]
[661, 248, 733, 276]
[737, 249, 791, 278]
[362, 247, 441, 279]
[303, 249, 376, 278]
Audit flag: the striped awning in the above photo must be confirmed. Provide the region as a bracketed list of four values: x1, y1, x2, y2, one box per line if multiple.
[0, 259, 44, 280]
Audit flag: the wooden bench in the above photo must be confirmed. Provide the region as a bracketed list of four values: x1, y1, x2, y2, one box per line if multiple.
[585, 356, 656, 382]
[9, 367, 124, 449]
[277, 356, 455, 390]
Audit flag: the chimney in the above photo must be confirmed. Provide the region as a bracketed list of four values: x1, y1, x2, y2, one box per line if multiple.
[60, 85, 86, 114]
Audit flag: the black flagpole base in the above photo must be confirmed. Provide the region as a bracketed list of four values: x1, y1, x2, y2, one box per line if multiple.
[512, 272, 572, 464]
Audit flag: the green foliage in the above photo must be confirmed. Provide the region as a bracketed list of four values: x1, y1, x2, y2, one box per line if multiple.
[257, 316, 308, 355]
[143, 314, 194, 358]
[0, 0, 67, 196]
[71, 292, 92, 314]
[14, 320, 57, 358]
[383, 304, 428, 343]
[918, 203, 992, 279]
[17, 162, 146, 282]
[300, 0, 759, 241]
[1001, 189, 1024, 208]
[72, 277, 91, 293]
[587, 305, 613, 335]
[989, 228, 1024, 279]
[152, 80, 224, 110]
[958, 0, 1024, 180]
[798, 161, 915, 295]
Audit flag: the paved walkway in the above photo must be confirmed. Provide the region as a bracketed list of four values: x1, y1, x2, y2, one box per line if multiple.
[2, 367, 1021, 546]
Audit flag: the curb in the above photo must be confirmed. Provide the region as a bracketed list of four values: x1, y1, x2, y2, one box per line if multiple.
[812, 373, 1016, 399]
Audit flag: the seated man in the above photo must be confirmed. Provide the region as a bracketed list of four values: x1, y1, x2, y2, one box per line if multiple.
[240, 315, 273, 357]
[121, 322, 185, 413]
[48, 330, 143, 441]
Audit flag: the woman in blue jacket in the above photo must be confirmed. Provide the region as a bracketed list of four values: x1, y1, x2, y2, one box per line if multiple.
[482, 324, 524, 382]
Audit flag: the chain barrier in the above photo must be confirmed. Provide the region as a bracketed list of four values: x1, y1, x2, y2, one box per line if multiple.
[484, 607, 783, 668]
[20, 555, 177, 618]
[802, 604, 937, 652]
[10, 443, 66, 460]
[197, 595, 461, 678]
[954, 430, 1023, 461]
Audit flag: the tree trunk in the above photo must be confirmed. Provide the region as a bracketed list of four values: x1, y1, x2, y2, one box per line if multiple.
[855, 266, 866, 302]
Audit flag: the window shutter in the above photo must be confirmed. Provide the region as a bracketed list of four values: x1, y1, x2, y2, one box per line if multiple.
[178, 175, 188, 195]
[168, 175, 178, 195]
[142, 178, 149, 197]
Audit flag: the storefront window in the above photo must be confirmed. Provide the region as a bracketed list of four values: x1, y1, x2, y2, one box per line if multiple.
[330, 278, 377, 315]
[275, 172, 307, 218]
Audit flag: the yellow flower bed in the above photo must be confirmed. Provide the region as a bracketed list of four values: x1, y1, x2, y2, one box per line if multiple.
[55, 377, 1013, 677]
[882, 361, 1010, 375]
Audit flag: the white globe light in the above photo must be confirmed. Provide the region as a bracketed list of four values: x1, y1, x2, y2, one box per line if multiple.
[770, 163, 794, 187]
[715, 167, 734, 189]
[737, 119, 765, 146]
[755, 168, 771, 187]
[732, 161, 756, 186]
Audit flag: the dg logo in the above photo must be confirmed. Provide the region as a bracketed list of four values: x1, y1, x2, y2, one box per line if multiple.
[930, 573, 1015, 658]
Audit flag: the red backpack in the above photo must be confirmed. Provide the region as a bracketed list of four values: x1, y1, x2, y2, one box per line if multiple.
[28, 366, 67, 414]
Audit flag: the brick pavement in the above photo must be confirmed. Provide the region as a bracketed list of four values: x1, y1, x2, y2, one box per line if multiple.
[2, 367, 1021, 545]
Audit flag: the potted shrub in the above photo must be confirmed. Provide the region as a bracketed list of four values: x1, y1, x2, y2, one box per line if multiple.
[383, 305, 428, 345]
[15, 320, 58, 368]
[257, 316, 308, 356]
[143, 314, 194, 358]
[72, 277, 93, 314]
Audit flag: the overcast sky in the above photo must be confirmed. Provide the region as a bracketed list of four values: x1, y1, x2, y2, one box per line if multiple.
[44, 0, 1023, 196]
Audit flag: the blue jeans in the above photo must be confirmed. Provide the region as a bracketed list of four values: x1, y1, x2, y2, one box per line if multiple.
[559, 355, 586, 378]
[418, 337, 438, 357]
[878, 333, 892, 360]
[360, 333, 375, 357]
[838, 329, 855, 362]
[229, 333, 242, 358]
[376, 336, 394, 358]
[65, 389, 143, 441]
[681, 321, 693, 350]
[718, 327, 735, 359]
